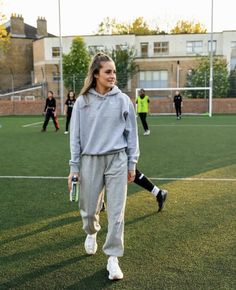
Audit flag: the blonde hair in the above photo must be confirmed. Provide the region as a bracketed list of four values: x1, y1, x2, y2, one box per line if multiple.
[79, 52, 114, 97]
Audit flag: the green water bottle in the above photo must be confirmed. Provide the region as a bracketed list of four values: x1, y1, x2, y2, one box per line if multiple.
[70, 175, 79, 202]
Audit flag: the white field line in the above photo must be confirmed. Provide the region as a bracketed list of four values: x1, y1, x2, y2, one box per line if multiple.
[21, 123, 236, 128]
[0, 176, 67, 179]
[150, 177, 236, 181]
[22, 118, 64, 128]
[22, 121, 44, 127]
[149, 124, 236, 127]
[0, 176, 236, 181]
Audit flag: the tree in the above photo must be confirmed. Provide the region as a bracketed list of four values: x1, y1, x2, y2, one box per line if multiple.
[186, 57, 229, 98]
[97, 17, 161, 35]
[128, 17, 157, 35]
[97, 17, 120, 35]
[63, 36, 91, 94]
[87, 45, 137, 91]
[110, 47, 137, 89]
[0, 11, 10, 51]
[171, 20, 207, 34]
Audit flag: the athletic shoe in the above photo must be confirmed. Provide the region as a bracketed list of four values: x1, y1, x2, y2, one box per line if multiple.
[84, 233, 98, 255]
[41, 128, 46, 132]
[100, 201, 106, 212]
[156, 189, 168, 212]
[55, 128, 59, 132]
[64, 131, 69, 134]
[107, 256, 123, 280]
[143, 130, 150, 135]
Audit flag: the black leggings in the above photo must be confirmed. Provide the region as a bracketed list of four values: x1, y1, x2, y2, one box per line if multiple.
[139, 113, 149, 131]
[175, 104, 182, 117]
[43, 110, 59, 130]
[65, 111, 72, 131]
[134, 168, 155, 192]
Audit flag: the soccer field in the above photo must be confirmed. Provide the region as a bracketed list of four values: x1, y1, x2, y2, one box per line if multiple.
[0, 115, 235, 289]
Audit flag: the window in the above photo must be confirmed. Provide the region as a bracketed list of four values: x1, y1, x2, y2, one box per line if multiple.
[140, 43, 148, 57]
[208, 40, 217, 53]
[52, 72, 60, 82]
[153, 42, 169, 54]
[231, 41, 236, 49]
[88, 45, 105, 54]
[230, 42, 236, 70]
[52, 47, 60, 58]
[186, 41, 203, 54]
[139, 70, 168, 88]
[230, 59, 236, 70]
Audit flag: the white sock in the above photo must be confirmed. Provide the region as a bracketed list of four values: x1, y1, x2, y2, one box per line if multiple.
[151, 186, 160, 196]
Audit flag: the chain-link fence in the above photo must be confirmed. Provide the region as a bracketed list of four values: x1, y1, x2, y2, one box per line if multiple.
[1, 70, 236, 115]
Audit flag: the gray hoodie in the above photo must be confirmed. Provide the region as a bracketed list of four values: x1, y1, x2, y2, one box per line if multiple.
[69, 85, 139, 173]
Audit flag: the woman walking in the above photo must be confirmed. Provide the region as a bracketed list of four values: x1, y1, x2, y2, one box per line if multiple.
[68, 52, 139, 280]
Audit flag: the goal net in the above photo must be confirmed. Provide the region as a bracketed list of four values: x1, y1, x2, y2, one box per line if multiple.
[135, 87, 212, 116]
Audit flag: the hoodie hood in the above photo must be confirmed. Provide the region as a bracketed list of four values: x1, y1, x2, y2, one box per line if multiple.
[88, 85, 121, 98]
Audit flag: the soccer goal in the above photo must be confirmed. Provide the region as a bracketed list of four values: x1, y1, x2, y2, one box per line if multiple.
[135, 87, 212, 116]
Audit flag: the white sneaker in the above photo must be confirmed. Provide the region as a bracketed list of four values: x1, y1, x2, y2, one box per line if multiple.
[84, 233, 97, 255]
[144, 130, 150, 135]
[107, 256, 123, 280]
[64, 131, 68, 134]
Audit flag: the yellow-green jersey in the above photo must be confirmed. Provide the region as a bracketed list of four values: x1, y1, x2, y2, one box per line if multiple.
[136, 95, 149, 113]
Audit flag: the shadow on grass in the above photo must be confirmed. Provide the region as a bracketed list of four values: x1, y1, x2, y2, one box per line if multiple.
[0, 254, 88, 289]
[0, 215, 81, 246]
[0, 236, 85, 264]
[125, 211, 158, 227]
[66, 268, 122, 290]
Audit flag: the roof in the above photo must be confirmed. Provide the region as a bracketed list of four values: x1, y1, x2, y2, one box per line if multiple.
[4, 21, 55, 39]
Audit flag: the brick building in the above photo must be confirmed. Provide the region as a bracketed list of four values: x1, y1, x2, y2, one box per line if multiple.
[1, 14, 236, 115]
[33, 30, 236, 100]
[0, 14, 55, 94]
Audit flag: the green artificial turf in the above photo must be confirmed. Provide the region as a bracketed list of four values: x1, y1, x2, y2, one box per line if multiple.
[0, 115, 235, 289]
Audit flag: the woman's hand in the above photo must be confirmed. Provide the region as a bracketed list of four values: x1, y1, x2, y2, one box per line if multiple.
[68, 172, 80, 192]
[128, 170, 136, 183]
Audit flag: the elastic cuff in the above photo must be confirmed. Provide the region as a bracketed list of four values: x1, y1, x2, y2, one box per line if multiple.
[70, 165, 79, 174]
[128, 162, 136, 171]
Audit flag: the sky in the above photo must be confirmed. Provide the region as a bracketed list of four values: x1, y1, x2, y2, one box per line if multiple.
[2, 0, 235, 36]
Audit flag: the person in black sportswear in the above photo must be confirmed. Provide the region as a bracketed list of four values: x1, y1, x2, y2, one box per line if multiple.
[64, 90, 76, 134]
[41, 90, 60, 132]
[173, 90, 183, 119]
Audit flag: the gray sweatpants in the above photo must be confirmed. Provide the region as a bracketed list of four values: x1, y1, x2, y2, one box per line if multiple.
[79, 150, 128, 257]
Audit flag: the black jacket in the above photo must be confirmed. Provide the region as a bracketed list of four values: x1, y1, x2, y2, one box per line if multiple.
[44, 98, 56, 112]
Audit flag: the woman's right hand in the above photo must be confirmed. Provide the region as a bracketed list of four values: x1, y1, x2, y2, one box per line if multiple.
[68, 172, 79, 192]
[128, 170, 136, 183]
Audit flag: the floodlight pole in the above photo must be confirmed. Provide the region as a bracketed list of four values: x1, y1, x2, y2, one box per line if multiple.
[58, 0, 64, 115]
[209, 0, 214, 117]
